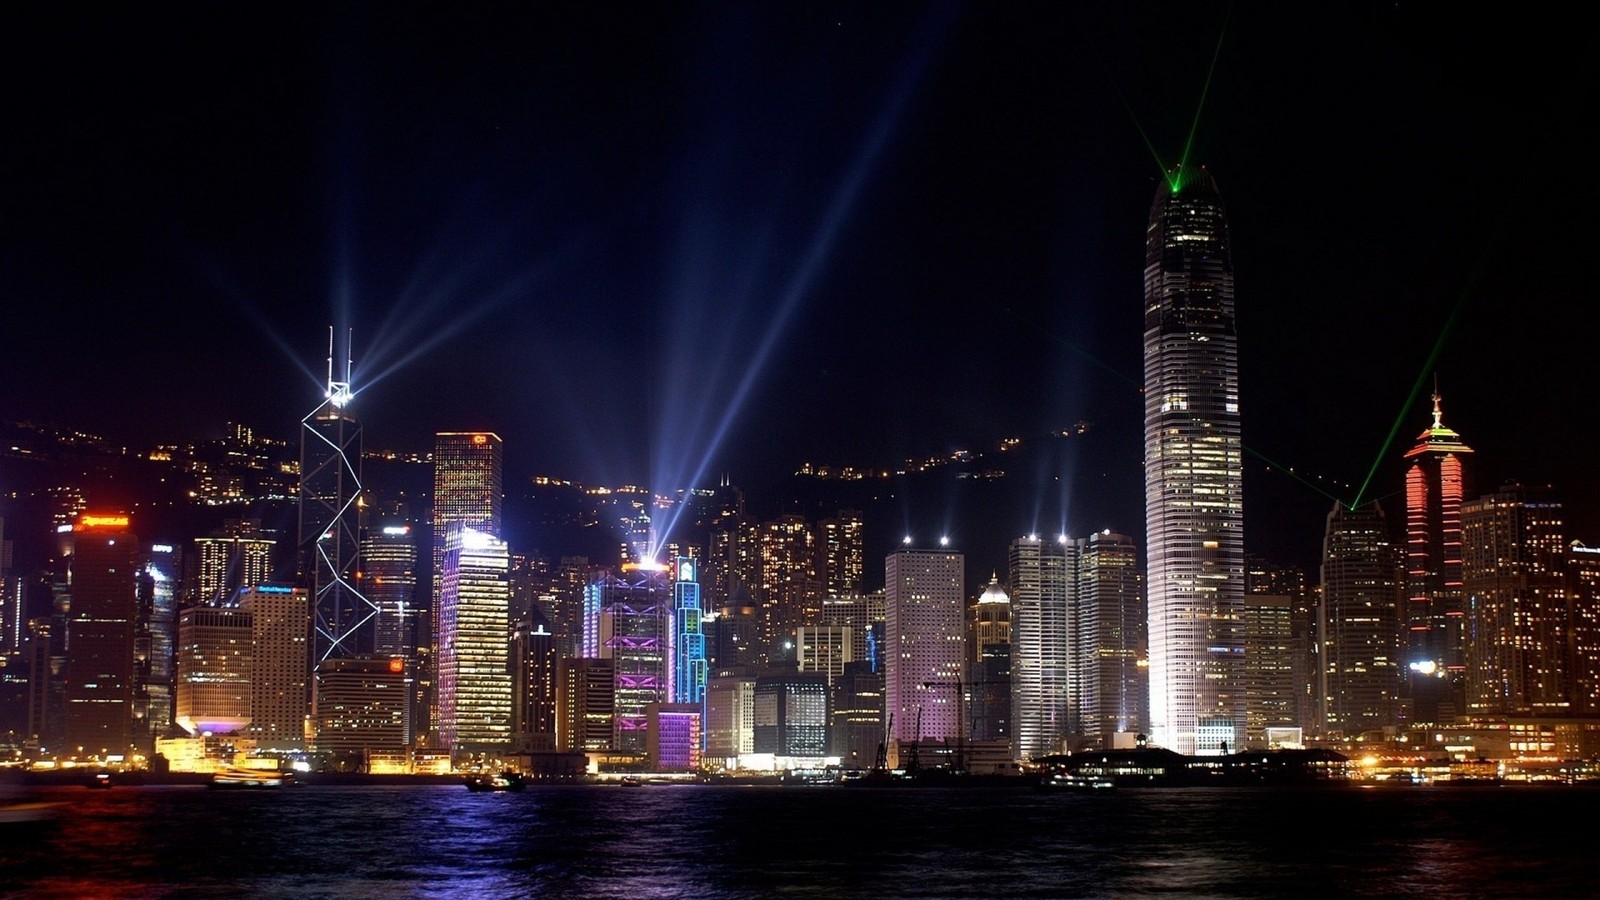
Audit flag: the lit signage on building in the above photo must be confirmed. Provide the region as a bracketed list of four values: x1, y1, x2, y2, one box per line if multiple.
[472, 434, 488, 445]
[78, 515, 130, 529]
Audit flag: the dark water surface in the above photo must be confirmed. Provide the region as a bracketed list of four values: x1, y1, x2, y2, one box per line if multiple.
[2, 783, 1593, 898]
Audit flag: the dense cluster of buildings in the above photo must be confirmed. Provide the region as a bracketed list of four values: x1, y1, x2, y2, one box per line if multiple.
[2, 167, 1597, 780]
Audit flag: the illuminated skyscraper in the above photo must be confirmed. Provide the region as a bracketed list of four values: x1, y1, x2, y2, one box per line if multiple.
[818, 510, 865, 596]
[1008, 535, 1071, 760]
[1074, 531, 1145, 748]
[430, 432, 504, 607]
[238, 585, 310, 750]
[298, 329, 375, 662]
[361, 523, 418, 658]
[754, 672, 830, 759]
[1567, 542, 1600, 717]
[670, 556, 706, 706]
[1319, 501, 1401, 737]
[429, 432, 502, 732]
[1461, 484, 1570, 718]
[65, 514, 140, 756]
[757, 514, 819, 663]
[133, 543, 178, 752]
[558, 657, 614, 751]
[195, 519, 275, 606]
[796, 624, 854, 686]
[437, 525, 511, 754]
[175, 606, 252, 737]
[1142, 166, 1246, 756]
[1401, 390, 1474, 725]
[819, 592, 886, 672]
[313, 657, 411, 753]
[968, 576, 1011, 744]
[1242, 593, 1296, 746]
[885, 548, 964, 746]
[646, 702, 703, 771]
[705, 668, 756, 763]
[511, 615, 559, 753]
[585, 563, 670, 755]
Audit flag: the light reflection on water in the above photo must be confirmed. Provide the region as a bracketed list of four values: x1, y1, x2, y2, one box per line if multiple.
[2, 783, 1595, 898]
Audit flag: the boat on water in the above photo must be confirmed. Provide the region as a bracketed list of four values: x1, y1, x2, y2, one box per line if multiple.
[618, 776, 644, 787]
[0, 799, 62, 825]
[210, 766, 293, 789]
[86, 771, 115, 789]
[463, 772, 526, 792]
[1038, 772, 1117, 791]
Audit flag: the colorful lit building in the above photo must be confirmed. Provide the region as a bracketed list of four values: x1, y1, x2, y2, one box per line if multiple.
[1402, 390, 1474, 725]
[584, 563, 670, 755]
[646, 702, 702, 772]
[670, 556, 706, 706]
[429, 431, 503, 737]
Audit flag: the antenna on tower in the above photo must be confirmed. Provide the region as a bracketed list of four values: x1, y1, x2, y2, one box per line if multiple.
[346, 326, 354, 385]
[324, 325, 354, 409]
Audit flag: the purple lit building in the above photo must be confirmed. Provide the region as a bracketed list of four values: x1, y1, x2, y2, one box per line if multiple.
[646, 702, 702, 772]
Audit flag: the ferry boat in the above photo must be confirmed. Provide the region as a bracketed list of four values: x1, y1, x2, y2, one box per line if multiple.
[463, 772, 526, 792]
[210, 766, 293, 789]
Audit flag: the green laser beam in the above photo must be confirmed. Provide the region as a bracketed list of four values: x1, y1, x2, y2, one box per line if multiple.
[1005, 306, 1142, 391]
[1175, 11, 1230, 191]
[1349, 299, 1463, 509]
[1118, 87, 1171, 182]
[1246, 445, 1343, 505]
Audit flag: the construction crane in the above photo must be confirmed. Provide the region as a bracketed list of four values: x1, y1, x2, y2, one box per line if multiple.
[920, 676, 1009, 775]
[873, 712, 892, 773]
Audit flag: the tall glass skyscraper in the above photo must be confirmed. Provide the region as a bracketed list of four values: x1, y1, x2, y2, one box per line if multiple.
[428, 432, 502, 735]
[1142, 166, 1246, 756]
[1319, 501, 1401, 737]
[437, 525, 511, 754]
[1008, 535, 1072, 760]
[362, 524, 418, 659]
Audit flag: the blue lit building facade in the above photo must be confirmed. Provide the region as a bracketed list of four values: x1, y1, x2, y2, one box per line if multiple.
[670, 556, 706, 707]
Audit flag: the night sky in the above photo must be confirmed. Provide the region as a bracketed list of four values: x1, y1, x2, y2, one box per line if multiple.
[2, 4, 1593, 577]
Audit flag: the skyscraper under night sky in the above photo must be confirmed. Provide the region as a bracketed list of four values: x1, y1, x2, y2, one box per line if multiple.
[1142, 166, 1246, 756]
[298, 331, 374, 662]
[1402, 391, 1474, 725]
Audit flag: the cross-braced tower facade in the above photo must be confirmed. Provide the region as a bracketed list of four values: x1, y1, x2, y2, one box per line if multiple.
[298, 329, 375, 663]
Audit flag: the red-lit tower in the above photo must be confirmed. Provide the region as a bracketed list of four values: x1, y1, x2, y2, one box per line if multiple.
[1401, 389, 1473, 725]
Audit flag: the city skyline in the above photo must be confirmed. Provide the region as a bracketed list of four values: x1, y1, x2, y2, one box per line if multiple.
[1, 5, 1591, 580]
